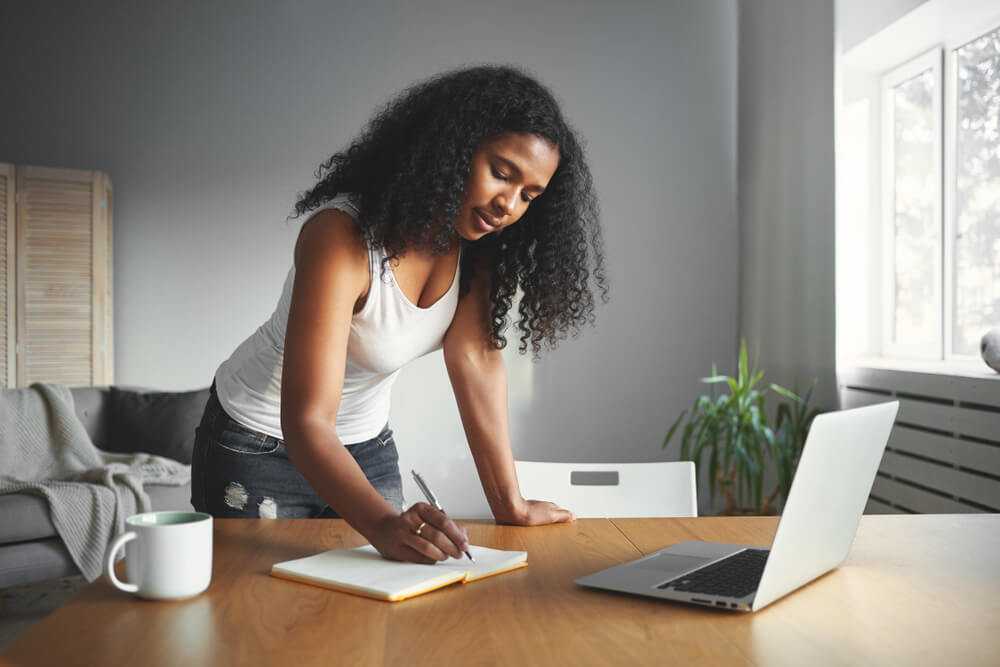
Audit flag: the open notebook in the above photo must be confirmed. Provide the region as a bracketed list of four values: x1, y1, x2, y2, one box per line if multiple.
[271, 544, 528, 602]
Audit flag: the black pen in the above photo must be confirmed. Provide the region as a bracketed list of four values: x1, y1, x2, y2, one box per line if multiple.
[411, 470, 475, 563]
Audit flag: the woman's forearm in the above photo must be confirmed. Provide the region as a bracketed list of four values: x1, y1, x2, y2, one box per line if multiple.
[444, 349, 527, 523]
[284, 421, 398, 538]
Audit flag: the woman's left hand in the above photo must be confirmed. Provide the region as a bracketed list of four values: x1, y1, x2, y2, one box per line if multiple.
[496, 498, 577, 526]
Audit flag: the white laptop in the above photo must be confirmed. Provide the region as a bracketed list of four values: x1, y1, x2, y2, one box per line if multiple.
[576, 401, 899, 612]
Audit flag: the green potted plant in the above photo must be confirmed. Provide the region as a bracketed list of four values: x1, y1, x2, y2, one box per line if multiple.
[663, 340, 819, 515]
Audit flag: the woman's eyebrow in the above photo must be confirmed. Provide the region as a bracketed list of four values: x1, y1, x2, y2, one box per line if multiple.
[496, 156, 546, 193]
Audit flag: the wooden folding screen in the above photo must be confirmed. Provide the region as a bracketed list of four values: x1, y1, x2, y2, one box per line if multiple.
[0, 164, 14, 386]
[0, 164, 113, 387]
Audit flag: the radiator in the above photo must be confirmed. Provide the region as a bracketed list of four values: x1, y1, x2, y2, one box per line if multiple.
[838, 366, 1000, 514]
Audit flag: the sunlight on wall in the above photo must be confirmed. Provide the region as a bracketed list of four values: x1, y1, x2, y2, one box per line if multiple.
[836, 97, 872, 365]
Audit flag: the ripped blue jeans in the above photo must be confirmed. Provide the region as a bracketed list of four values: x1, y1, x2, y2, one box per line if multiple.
[190, 386, 404, 518]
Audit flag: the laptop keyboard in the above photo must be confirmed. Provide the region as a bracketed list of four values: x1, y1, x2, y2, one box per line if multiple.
[657, 548, 769, 599]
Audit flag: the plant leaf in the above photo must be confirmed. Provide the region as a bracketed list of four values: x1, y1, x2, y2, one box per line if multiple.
[738, 339, 748, 388]
[770, 383, 801, 402]
[663, 410, 688, 449]
[680, 420, 696, 461]
[708, 446, 719, 508]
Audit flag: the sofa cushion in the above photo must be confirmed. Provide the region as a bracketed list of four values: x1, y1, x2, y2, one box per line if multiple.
[0, 484, 195, 546]
[0, 493, 59, 544]
[0, 537, 79, 589]
[70, 386, 111, 448]
[107, 387, 209, 464]
[145, 483, 196, 515]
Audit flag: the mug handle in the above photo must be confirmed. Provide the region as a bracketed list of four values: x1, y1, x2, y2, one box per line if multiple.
[104, 531, 138, 593]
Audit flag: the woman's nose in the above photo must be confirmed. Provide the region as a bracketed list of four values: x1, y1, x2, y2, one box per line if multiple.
[493, 191, 517, 216]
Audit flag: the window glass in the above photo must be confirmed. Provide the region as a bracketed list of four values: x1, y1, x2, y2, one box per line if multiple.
[892, 70, 937, 346]
[954, 27, 1000, 356]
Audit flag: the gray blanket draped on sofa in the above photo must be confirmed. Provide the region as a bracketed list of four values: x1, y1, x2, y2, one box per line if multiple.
[0, 384, 190, 581]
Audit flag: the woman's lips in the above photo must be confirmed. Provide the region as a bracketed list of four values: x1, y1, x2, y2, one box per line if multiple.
[475, 209, 500, 233]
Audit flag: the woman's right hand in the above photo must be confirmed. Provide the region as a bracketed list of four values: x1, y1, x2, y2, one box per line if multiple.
[370, 502, 470, 564]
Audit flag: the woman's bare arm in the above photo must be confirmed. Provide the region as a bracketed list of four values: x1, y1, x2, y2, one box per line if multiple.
[281, 209, 468, 561]
[443, 270, 575, 525]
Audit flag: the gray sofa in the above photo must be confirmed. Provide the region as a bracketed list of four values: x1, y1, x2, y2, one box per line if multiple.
[0, 385, 210, 589]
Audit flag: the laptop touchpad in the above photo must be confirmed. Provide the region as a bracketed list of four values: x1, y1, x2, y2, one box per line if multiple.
[628, 553, 713, 578]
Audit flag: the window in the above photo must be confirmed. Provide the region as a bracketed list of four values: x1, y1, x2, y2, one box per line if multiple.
[951, 26, 1000, 357]
[881, 51, 942, 358]
[877, 22, 1000, 361]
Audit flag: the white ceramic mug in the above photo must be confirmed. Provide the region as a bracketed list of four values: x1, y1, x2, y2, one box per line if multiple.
[104, 511, 213, 600]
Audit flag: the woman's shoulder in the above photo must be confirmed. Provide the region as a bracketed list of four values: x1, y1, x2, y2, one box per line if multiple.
[308, 193, 362, 222]
[294, 206, 370, 274]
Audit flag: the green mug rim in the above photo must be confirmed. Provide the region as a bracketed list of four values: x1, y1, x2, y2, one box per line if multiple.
[126, 511, 212, 527]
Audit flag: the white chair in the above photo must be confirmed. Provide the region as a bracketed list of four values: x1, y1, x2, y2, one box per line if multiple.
[514, 461, 697, 518]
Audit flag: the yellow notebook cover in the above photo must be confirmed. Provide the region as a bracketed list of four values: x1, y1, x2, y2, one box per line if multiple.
[270, 544, 527, 601]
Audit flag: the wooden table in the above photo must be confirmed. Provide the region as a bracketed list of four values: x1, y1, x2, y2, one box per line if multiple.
[4, 515, 999, 666]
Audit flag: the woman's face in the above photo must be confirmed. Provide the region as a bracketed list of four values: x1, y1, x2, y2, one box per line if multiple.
[455, 132, 560, 241]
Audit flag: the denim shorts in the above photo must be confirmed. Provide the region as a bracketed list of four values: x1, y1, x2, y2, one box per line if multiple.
[190, 386, 404, 518]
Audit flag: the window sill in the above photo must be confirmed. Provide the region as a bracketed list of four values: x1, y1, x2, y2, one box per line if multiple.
[844, 357, 997, 380]
[838, 358, 999, 406]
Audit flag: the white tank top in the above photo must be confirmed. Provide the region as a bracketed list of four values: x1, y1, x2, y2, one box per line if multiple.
[214, 195, 461, 444]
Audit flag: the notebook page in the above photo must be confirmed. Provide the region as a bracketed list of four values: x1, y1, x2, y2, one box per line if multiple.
[272, 546, 461, 597]
[335, 545, 527, 580]
[442, 545, 528, 581]
[271, 544, 526, 599]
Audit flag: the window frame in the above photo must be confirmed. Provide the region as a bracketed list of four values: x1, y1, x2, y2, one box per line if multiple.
[944, 18, 1000, 361]
[879, 48, 944, 360]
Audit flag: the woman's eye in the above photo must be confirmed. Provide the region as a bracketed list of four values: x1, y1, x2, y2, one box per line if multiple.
[521, 192, 534, 203]
[491, 166, 508, 181]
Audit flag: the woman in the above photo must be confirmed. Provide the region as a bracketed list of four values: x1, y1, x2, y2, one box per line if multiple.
[191, 65, 607, 564]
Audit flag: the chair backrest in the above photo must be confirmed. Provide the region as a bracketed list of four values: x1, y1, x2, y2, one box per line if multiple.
[514, 461, 697, 518]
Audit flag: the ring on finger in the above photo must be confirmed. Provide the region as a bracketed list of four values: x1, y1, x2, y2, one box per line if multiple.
[415, 521, 427, 536]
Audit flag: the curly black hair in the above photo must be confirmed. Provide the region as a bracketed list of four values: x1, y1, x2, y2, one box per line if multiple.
[294, 64, 608, 355]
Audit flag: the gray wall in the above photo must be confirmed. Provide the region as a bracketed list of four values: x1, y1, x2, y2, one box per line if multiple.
[738, 0, 837, 412]
[0, 1, 739, 515]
